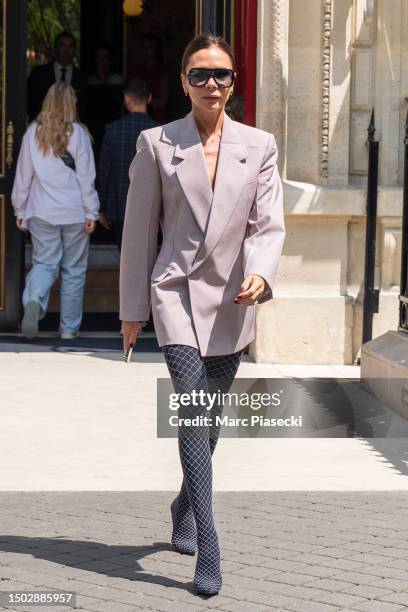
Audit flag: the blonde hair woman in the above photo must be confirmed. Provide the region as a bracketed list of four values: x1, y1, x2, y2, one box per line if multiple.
[12, 82, 99, 340]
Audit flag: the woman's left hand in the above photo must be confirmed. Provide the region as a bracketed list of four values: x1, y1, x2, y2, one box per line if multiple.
[16, 218, 28, 233]
[84, 219, 96, 234]
[234, 274, 266, 306]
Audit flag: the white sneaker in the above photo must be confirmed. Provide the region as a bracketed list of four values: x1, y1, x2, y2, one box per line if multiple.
[60, 332, 80, 340]
[21, 300, 40, 339]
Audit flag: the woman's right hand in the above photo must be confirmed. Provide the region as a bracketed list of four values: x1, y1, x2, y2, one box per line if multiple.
[123, 321, 142, 351]
[84, 219, 96, 234]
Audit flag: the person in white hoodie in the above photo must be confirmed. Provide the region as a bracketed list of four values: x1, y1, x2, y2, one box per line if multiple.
[12, 81, 100, 340]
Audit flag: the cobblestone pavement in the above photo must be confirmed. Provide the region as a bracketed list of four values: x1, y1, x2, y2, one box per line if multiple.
[1, 492, 408, 612]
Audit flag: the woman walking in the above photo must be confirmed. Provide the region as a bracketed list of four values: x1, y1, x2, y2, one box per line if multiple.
[12, 82, 99, 339]
[120, 34, 286, 595]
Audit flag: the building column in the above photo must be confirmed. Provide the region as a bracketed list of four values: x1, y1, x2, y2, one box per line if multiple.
[285, 0, 323, 183]
[374, 0, 403, 186]
[284, 0, 352, 185]
[325, 0, 352, 185]
[256, 0, 289, 177]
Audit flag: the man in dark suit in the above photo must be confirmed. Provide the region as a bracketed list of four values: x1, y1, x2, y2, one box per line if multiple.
[97, 78, 158, 251]
[27, 31, 87, 122]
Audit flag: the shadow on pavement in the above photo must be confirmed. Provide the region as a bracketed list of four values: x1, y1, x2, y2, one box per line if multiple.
[0, 533, 195, 595]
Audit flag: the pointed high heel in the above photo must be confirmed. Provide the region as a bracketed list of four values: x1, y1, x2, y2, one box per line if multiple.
[193, 526, 222, 595]
[170, 497, 197, 555]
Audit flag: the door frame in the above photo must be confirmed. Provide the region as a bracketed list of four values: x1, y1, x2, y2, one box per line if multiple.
[0, 0, 27, 331]
[195, 0, 257, 126]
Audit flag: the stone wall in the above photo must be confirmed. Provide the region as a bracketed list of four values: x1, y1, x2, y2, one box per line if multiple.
[253, 0, 404, 364]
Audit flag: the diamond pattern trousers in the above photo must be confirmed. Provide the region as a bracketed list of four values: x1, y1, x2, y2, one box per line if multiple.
[162, 344, 243, 592]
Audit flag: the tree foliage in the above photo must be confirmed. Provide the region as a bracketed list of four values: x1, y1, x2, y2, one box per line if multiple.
[27, 0, 80, 67]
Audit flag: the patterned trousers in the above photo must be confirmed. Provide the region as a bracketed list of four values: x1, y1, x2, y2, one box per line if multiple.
[162, 344, 243, 593]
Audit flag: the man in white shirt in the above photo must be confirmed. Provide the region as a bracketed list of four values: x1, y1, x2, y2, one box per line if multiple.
[54, 61, 73, 85]
[28, 31, 87, 122]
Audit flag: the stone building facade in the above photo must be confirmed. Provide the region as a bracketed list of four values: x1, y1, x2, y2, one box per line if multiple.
[251, 0, 405, 364]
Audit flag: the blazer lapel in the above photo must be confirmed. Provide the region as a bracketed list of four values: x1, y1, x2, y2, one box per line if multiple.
[190, 112, 249, 271]
[174, 112, 213, 234]
[174, 110, 249, 272]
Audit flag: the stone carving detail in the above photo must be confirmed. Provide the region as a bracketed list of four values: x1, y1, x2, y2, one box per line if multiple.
[320, 0, 332, 180]
[269, 0, 286, 144]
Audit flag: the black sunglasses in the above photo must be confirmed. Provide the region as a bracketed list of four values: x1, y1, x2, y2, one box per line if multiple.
[186, 68, 235, 88]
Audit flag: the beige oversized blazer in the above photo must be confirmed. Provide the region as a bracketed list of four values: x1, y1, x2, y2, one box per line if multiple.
[119, 109, 286, 356]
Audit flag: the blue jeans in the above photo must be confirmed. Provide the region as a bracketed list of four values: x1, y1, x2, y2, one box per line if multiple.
[23, 216, 90, 334]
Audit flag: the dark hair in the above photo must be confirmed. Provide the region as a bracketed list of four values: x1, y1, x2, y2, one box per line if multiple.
[123, 78, 150, 103]
[95, 41, 113, 56]
[181, 34, 236, 74]
[54, 31, 77, 48]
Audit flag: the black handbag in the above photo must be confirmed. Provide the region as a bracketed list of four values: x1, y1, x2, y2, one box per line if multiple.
[60, 150, 76, 172]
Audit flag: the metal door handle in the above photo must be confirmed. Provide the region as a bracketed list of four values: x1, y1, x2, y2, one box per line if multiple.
[6, 121, 14, 169]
